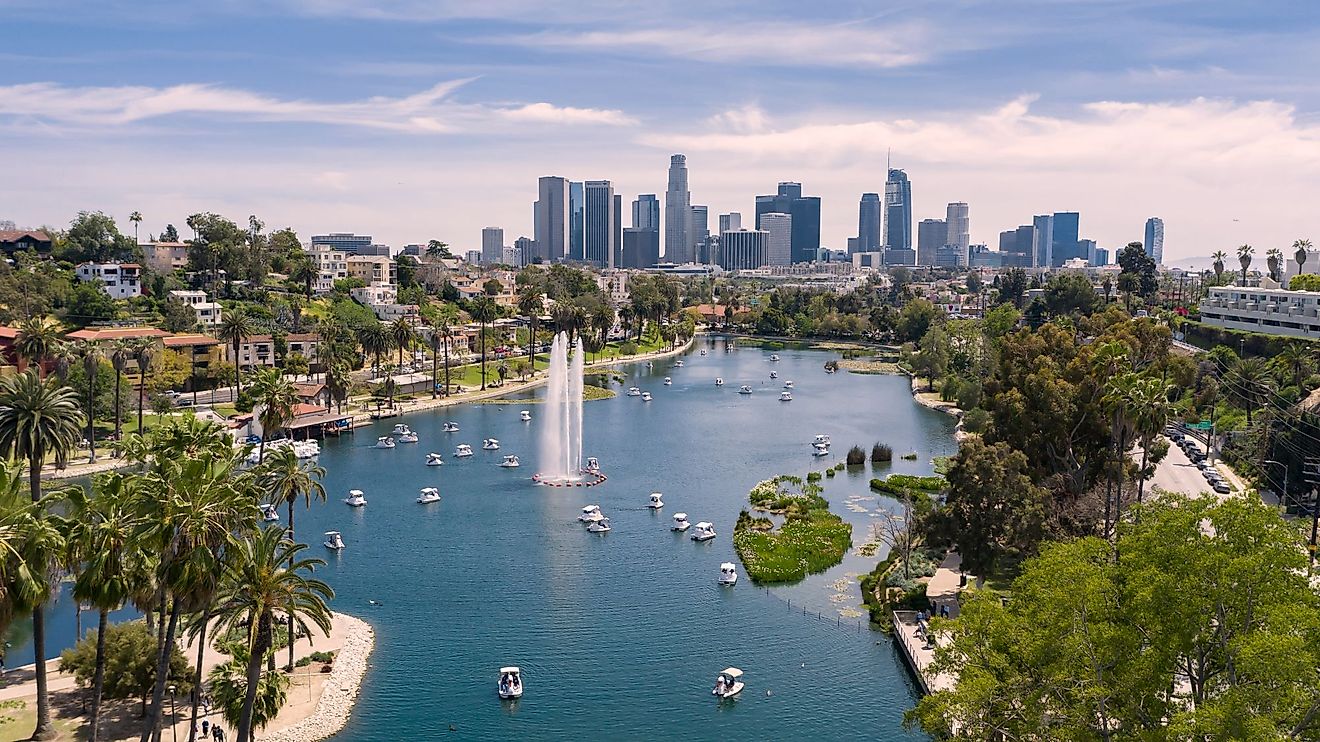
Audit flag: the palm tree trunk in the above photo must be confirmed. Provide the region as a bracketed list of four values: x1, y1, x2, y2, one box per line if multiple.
[480, 322, 487, 390]
[442, 339, 450, 395]
[90, 608, 110, 742]
[140, 599, 181, 742]
[431, 345, 438, 399]
[27, 459, 55, 740]
[237, 614, 272, 742]
[137, 378, 145, 434]
[187, 606, 210, 742]
[114, 370, 123, 446]
[88, 369, 97, 463]
[288, 502, 297, 672]
[233, 339, 243, 398]
[528, 318, 536, 373]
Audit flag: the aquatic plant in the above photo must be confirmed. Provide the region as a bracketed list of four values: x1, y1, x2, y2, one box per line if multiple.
[872, 443, 893, 462]
[846, 445, 866, 466]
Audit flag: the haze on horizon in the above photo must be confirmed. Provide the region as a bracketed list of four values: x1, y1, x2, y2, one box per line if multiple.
[2, 0, 1318, 263]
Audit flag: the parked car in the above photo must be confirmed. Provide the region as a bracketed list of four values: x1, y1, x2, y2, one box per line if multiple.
[1212, 481, 1231, 494]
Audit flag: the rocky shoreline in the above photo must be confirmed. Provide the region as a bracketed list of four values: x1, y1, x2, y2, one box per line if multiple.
[259, 614, 375, 742]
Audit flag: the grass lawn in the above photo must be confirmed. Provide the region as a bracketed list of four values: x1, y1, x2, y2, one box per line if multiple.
[733, 508, 853, 585]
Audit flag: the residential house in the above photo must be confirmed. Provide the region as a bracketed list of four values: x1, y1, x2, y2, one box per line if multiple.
[0, 230, 52, 256]
[307, 243, 348, 294]
[162, 334, 224, 384]
[228, 333, 322, 370]
[350, 284, 398, 306]
[141, 241, 189, 272]
[373, 303, 421, 324]
[168, 290, 223, 327]
[76, 262, 143, 299]
[346, 255, 396, 286]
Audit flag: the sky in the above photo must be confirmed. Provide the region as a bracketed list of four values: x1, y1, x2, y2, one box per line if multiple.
[2, 0, 1319, 263]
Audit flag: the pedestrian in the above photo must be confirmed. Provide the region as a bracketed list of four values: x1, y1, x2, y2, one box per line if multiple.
[212, 723, 223, 741]
[201, 719, 209, 737]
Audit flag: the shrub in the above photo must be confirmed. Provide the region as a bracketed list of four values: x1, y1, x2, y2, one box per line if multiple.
[764, 340, 786, 351]
[963, 407, 991, 434]
[956, 379, 983, 410]
[825, 468, 836, 478]
[871, 443, 893, 462]
[807, 471, 822, 482]
[309, 650, 335, 663]
[619, 341, 639, 356]
[846, 445, 866, 466]
[61, 620, 195, 704]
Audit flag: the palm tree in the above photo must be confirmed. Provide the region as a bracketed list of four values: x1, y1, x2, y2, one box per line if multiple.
[1129, 377, 1174, 506]
[1266, 247, 1284, 283]
[213, 527, 333, 742]
[77, 341, 103, 463]
[14, 316, 61, 377]
[325, 362, 350, 414]
[516, 287, 544, 374]
[257, 447, 326, 671]
[390, 316, 415, 367]
[356, 322, 389, 377]
[132, 339, 156, 434]
[552, 303, 579, 343]
[470, 297, 499, 391]
[219, 308, 257, 397]
[1275, 342, 1311, 389]
[249, 369, 298, 463]
[1228, 356, 1274, 426]
[109, 339, 134, 445]
[1294, 239, 1312, 279]
[1211, 250, 1227, 285]
[427, 330, 444, 399]
[0, 370, 83, 740]
[49, 340, 77, 384]
[62, 472, 141, 742]
[1236, 243, 1254, 286]
[130, 211, 143, 244]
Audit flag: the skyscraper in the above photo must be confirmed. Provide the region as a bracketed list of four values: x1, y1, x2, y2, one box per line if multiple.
[882, 169, 912, 253]
[583, 180, 617, 268]
[1032, 214, 1054, 268]
[1051, 211, 1081, 265]
[858, 193, 882, 253]
[761, 213, 792, 266]
[917, 219, 948, 266]
[665, 155, 692, 263]
[622, 229, 660, 269]
[481, 227, 504, 265]
[633, 195, 660, 230]
[613, 194, 623, 268]
[945, 202, 969, 266]
[718, 229, 768, 270]
[534, 176, 569, 263]
[1144, 217, 1164, 265]
[719, 212, 742, 233]
[999, 225, 1035, 268]
[691, 205, 709, 257]
[754, 182, 820, 263]
[513, 236, 534, 267]
[568, 182, 585, 262]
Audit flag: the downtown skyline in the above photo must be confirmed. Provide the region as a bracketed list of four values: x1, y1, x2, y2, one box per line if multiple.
[2, 1, 1318, 261]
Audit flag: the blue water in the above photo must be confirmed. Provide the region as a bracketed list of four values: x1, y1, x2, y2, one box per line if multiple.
[303, 338, 956, 741]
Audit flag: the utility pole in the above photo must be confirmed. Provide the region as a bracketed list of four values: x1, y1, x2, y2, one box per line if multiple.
[1305, 458, 1320, 574]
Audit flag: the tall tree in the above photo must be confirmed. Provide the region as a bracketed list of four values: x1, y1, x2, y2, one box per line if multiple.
[130, 211, 143, 244]
[470, 297, 499, 391]
[1211, 249, 1227, 284]
[355, 322, 388, 377]
[108, 339, 134, 446]
[77, 340, 103, 462]
[1129, 376, 1173, 506]
[257, 447, 327, 671]
[1295, 238, 1312, 276]
[516, 286, 544, 374]
[131, 339, 156, 434]
[13, 316, 61, 377]
[1237, 243, 1255, 286]
[249, 369, 298, 463]
[218, 309, 257, 398]
[389, 316, 415, 367]
[0, 370, 84, 740]
[934, 438, 1048, 578]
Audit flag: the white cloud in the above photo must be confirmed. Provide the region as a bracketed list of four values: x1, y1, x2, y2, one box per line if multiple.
[0, 79, 635, 133]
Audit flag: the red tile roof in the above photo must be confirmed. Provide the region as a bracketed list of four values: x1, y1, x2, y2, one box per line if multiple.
[0, 230, 51, 243]
[66, 327, 172, 341]
[294, 383, 326, 397]
[163, 334, 220, 348]
[0, 326, 20, 340]
[292, 403, 325, 418]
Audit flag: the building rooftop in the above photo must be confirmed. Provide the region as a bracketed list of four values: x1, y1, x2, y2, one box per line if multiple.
[66, 327, 172, 341]
[163, 334, 221, 347]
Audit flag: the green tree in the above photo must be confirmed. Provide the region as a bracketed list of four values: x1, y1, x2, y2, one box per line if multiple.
[76, 341, 103, 462]
[206, 641, 290, 737]
[60, 620, 193, 719]
[66, 281, 120, 326]
[130, 338, 156, 434]
[14, 316, 62, 377]
[161, 298, 197, 333]
[1237, 243, 1255, 286]
[896, 298, 942, 343]
[997, 268, 1028, 308]
[470, 296, 499, 391]
[355, 321, 388, 377]
[109, 339, 135, 444]
[257, 446, 326, 670]
[389, 316, 415, 367]
[0, 370, 82, 740]
[61, 210, 136, 263]
[218, 308, 258, 397]
[516, 286, 544, 374]
[249, 369, 298, 463]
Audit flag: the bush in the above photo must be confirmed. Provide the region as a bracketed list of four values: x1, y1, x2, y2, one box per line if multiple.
[825, 468, 837, 478]
[871, 443, 893, 463]
[734, 508, 853, 584]
[807, 471, 822, 482]
[963, 407, 991, 434]
[956, 379, 983, 410]
[61, 620, 194, 703]
[619, 341, 638, 356]
[846, 445, 866, 466]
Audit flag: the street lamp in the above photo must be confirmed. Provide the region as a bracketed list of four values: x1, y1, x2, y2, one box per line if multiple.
[167, 684, 178, 742]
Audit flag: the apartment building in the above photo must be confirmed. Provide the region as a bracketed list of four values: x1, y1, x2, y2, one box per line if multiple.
[76, 262, 142, 299]
[1199, 286, 1320, 339]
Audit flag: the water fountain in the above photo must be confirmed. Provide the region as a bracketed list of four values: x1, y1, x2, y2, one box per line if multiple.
[533, 332, 606, 486]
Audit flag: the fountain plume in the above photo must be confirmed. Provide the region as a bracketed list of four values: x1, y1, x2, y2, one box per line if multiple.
[537, 332, 585, 482]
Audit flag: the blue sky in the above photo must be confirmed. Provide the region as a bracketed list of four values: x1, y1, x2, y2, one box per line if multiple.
[3, 0, 1319, 261]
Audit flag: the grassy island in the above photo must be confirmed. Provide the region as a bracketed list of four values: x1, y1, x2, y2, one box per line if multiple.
[733, 476, 853, 584]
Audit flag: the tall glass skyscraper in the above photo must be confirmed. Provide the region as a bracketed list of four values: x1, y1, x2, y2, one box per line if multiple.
[1144, 217, 1164, 265]
[533, 176, 569, 263]
[583, 180, 617, 268]
[568, 181, 585, 262]
[665, 155, 692, 263]
[945, 202, 970, 266]
[754, 182, 820, 263]
[633, 194, 660, 230]
[882, 169, 912, 254]
[857, 193, 881, 253]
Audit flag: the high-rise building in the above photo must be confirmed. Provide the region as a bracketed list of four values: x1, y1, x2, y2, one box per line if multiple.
[583, 180, 617, 268]
[1144, 217, 1164, 265]
[514, 236, 535, 266]
[718, 229, 768, 271]
[310, 233, 372, 254]
[1094, 246, 1110, 266]
[691, 205, 709, 257]
[622, 228, 660, 269]
[534, 176, 569, 263]
[761, 213, 792, 266]
[882, 170, 912, 253]
[501, 245, 522, 267]
[719, 212, 742, 233]
[917, 219, 948, 266]
[999, 225, 1036, 268]
[665, 155, 692, 263]
[858, 193, 882, 253]
[633, 195, 660, 230]
[1032, 214, 1054, 268]
[1051, 211, 1081, 265]
[945, 202, 970, 265]
[568, 182, 585, 262]
[754, 182, 820, 263]
[481, 227, 504, 265]
[614, 194, 623, 268]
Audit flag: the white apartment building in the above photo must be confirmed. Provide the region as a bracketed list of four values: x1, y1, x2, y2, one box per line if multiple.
[351, 283, 398, 306]
[346, 255, 396, 286]
[76, 262, 142, 299]
[373, 303, 421, 323]
[141, 242, 189, 272]
[1199, 286, 1320, 339]
[227, 333, 322, 369]
[307, 243, 348, 294]
[168, 289, 223, 327]
[596, 269, 630, 305]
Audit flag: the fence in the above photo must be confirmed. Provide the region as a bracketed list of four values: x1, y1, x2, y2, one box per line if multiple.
[753, 584, 871, 634]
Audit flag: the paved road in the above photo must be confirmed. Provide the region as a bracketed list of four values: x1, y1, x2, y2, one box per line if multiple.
[1149, 435, 1234, 500]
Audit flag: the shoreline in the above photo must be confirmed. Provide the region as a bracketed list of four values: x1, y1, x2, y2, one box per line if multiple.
[906, 374, 969, 442]
[258, 613, 375, 742]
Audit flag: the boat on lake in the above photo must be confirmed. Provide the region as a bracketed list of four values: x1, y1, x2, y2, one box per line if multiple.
[376, 436, 396, 449]
[520, 410, 532, 421]
[579, 505, 604, 523]
[770, 371, 778, 379]
[712, 668, 744, 698]
[647, 492, 664, 509]
[738, 385, 752, 395]
[718, 562, 738, 586]
[500, 454, 520, 468]
[455, 444, 474, 458]
[498, 667, 523, 699]
[675, 360, 685, 367]
[482, 438, 500, 450]
[627, 387, 642, 397]
[587, 517, 611, 533]
[443, 421, 460, 432]
[344, 490, 367, 507]
[641, 391, 653, 402]
[395, 426, 419, 443]
[584, 457, 601, 473]
[700, 349, 707, 355]
[663, 377, 672, 385]
[812, 444, 830, 457]
[691, 522, 717, 541]
[813, 434, 832, 448]
[715, 378, 725, 386]
[769, 354, 780, 362]
[780, 391, 793, 401]
[426, 452, 445, 466]
[416, 487, 441, 504]
[784, 380, 794, 389]
[323, 531, 345, 550]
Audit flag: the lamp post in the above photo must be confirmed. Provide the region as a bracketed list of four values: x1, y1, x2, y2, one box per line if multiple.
[168, 684, 178, 742]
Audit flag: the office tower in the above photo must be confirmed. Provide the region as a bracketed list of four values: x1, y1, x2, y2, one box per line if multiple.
[858, 193, 882, 253]
[481, 227, 504, 265]
[882, 169, 912, 253]
[464, 250, 482, 264]
[945, 202, 970, 265]
[917, 219, 948, 266]
[761, 213, 792, 266]
[1051, 211, 1081, 265]
[1094, 247, 1110, 266]
[999, 225, 1036, 268]
[847, 237, 860, 254]
[501, 246, 522, 267]
[697, 235, 719, 265]
[568, 182, 585, 261]
[534, 176, 569, 262]
[1144, 217, 1164, 265]
[614, 194, 623, 268]
[691, 205, 709, 257]
[719, 212, 742, 233]
[633, 195, 660, 230]
[665, 154, 692, 263]
[583, 180, 617, 268]
[1077, 239, 1097, 265]
[310, 233, 372, 254]
[754, 182, 821, 263]
[514, 236, 535, 266]
[622, 228, 660, 269]
[1032, 214, 1054, 268]
[718, 229, 768, 270]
